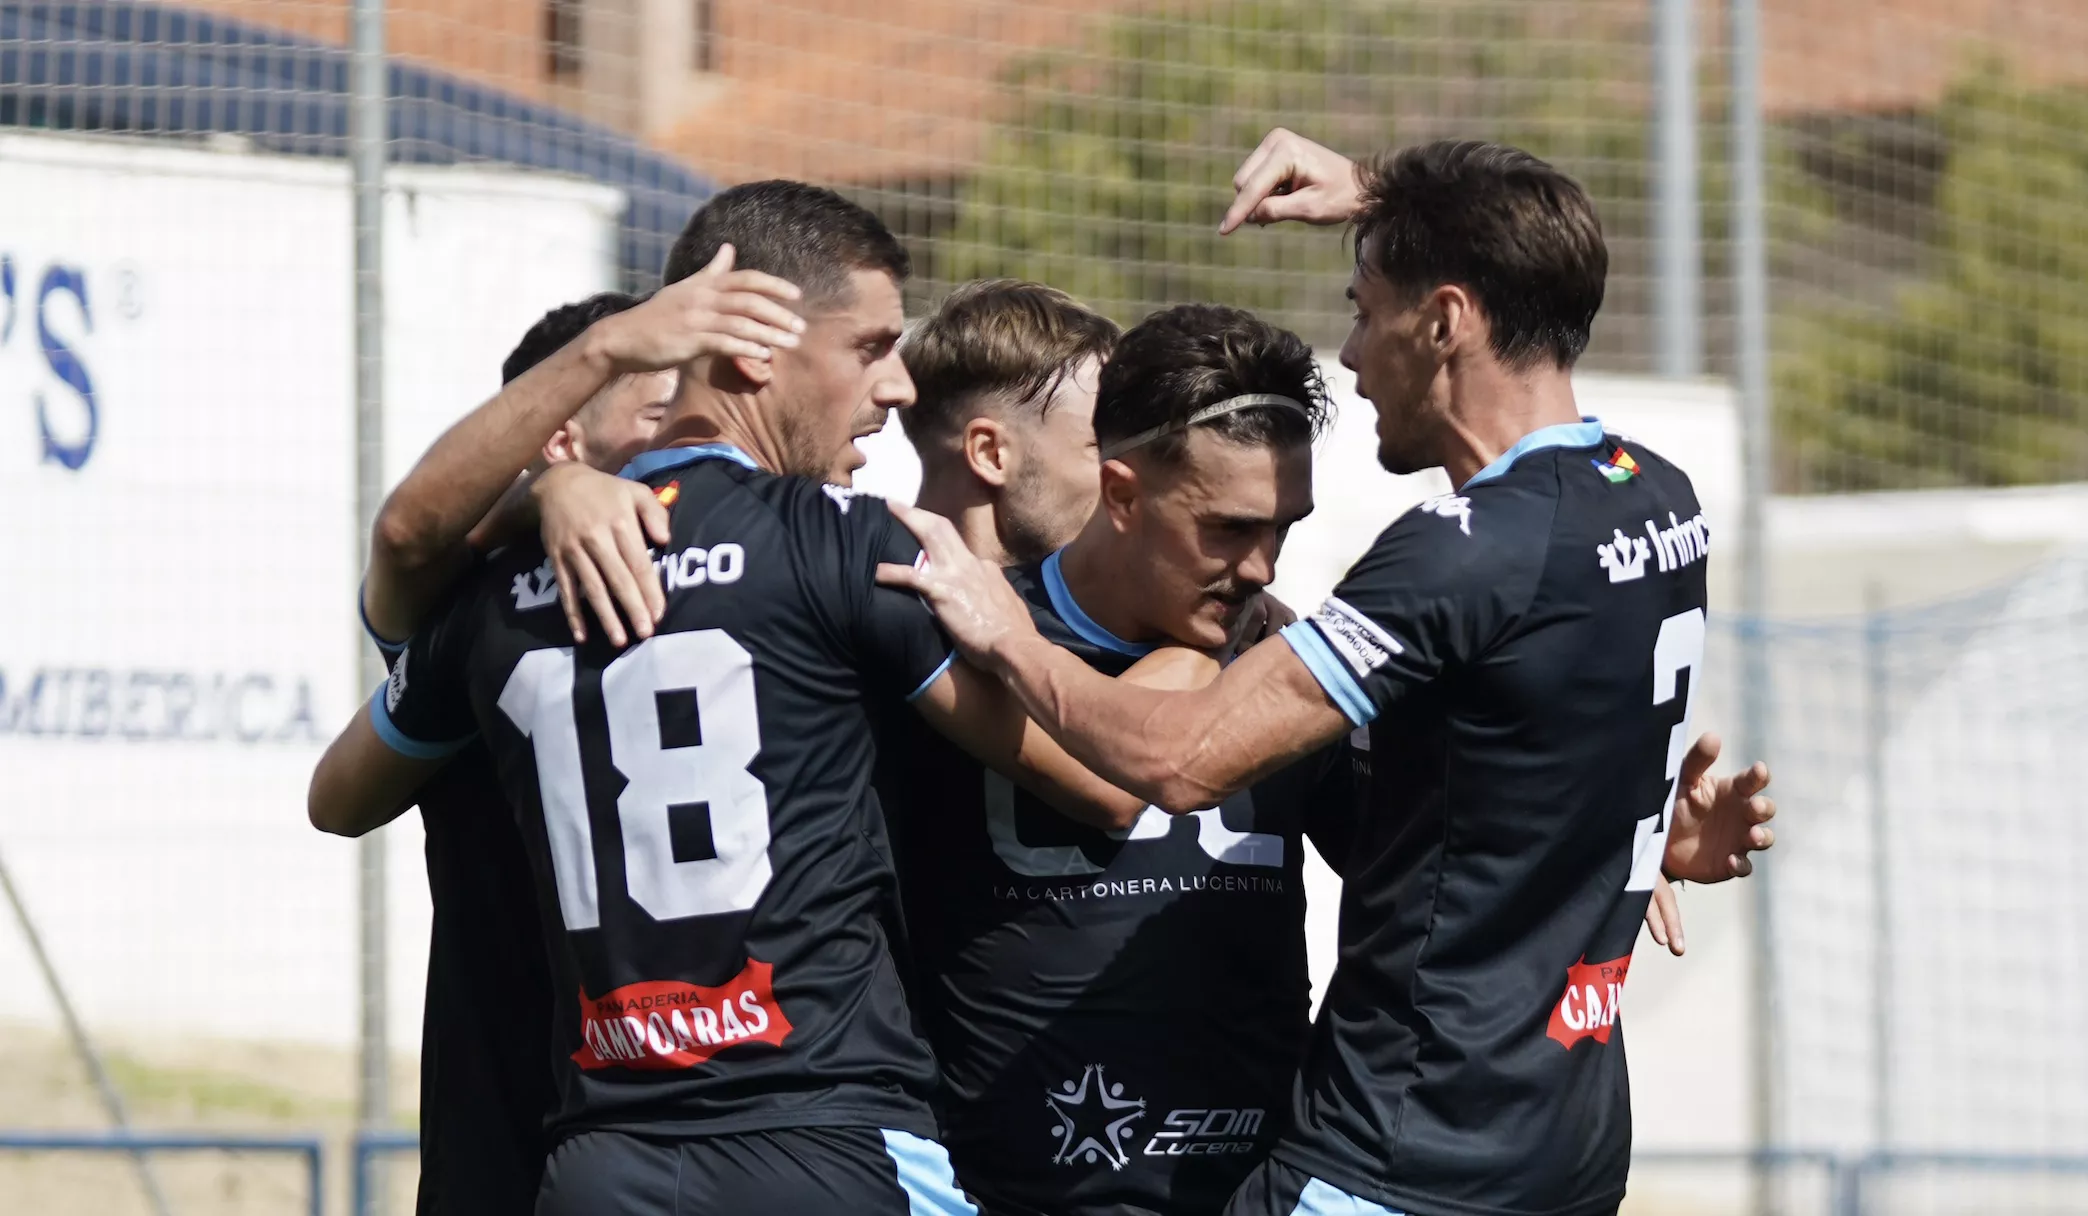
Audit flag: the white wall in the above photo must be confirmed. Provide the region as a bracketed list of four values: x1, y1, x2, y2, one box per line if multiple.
[0, 133, 621, 1048]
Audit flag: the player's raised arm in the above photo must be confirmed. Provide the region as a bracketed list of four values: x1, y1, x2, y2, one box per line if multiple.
[1218, 128, 1368, 235]
[361, 246, 804, 644]
[883, 503, 1351, 811]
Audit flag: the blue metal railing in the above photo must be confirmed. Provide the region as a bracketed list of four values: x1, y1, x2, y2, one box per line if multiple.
[0, 1130, 324, 1216]
[1634, 1148, 2088, 1216]
[351, 1128, 418, 1216]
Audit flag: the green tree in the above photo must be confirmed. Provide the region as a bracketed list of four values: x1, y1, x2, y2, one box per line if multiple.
[941, 0, 1654, 351]
[1777, 64, 2088, 489]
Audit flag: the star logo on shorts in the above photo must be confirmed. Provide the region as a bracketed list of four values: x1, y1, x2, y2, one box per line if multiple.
[1045, 1064, 1146, 1169]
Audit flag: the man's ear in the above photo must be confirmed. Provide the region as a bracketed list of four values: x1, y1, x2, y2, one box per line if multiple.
[725, 352, 775, 390]
[1431, 283, 1476, 358]
[1096, 456, 1142, 532]
[542, 419, 584, 467]
[961, 416, 1014, 489]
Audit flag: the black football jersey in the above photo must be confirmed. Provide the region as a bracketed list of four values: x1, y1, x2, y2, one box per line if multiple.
[368, 617, 556, 1216]
[371, 444, 955, 1142]
[1272, 421, 1709, 1216]
[879, 553, 1359, 1216]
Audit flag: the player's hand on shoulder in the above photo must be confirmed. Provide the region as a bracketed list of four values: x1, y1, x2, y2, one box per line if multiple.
[1223, 590, 1297, 660]
[591, 244, 806, 373]
[1661, 732, 1776, 884]
[1219, 128, 1365, 235]
[1122, 645, 1222, 692]
[875, 501, 1039, 671]
[532, 463, 671, 648]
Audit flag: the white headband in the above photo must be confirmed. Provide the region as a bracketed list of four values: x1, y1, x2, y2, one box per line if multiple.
[1099, 393, 1310, 460]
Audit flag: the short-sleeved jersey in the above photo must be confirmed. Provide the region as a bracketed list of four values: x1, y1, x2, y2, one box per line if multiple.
[879, 552, 1361, 1216]
[369, 612, 556, 1216]
[1274, 421, 1709, 1216]
[371, 444, 956, 1143]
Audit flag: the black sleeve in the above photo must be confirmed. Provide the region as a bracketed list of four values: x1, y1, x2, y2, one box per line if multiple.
[1300, 734, 1366, 878]
[795, 485, 955, 703]
[368, 588, 478, 759]
[1278, 489, 1551, 727]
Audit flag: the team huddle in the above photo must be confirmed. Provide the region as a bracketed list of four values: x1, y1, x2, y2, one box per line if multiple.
[309, 130, 1776, 1216]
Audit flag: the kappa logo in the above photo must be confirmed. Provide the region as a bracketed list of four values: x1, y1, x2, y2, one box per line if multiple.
[1309, 596, 1403, 680]
[1045, 1065, 1146, 1170]
[1596, 528, 1651, 583]
[821, 483, 857, 515]
[1418, 493, 1472, 535]
[511, 559, 559, 611]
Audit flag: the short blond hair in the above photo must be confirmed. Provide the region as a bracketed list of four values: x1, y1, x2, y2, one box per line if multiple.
[900, 280, 1119, 448]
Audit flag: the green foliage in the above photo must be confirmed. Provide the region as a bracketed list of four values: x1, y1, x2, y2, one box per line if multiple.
[1777, 64, 2088, 489]
[943, 0, 1651, 345]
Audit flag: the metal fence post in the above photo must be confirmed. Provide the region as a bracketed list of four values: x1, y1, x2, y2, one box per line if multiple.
[350, 1, 392, 1208]
[1653, 0, 1702, 378]
[1729, 0, 1777, 1204]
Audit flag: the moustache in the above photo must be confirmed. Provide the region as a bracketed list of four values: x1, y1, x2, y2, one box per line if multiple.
[1203, 582, 1257, 608]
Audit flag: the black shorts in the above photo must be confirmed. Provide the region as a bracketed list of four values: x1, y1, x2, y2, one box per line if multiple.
[1222, 1158, 1409, 1216]
[537, 1125, 977, 1215]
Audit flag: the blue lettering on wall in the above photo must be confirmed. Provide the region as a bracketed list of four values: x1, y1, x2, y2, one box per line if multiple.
[35, 264, 97, 471]
[0, 666, 321, 745]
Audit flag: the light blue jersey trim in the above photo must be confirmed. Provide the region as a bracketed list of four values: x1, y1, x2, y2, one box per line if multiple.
[1289, 1177, 1406, 1216]
[357, 582, 407, 657]
[1462, 417, 1606, 487]
[879, 1129, 979, 1216]
[620, 442, 761, 480]
[1041, 549, 1154, 657]
[367, 684, 475, 760]
[907, 651, 957, 702]
[1279, 621, 1378, 727]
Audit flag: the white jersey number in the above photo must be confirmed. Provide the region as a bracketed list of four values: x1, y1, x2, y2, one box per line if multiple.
[1627, 608, 1706, 892]
[497, 632, 772, 929]
[984, 771, 1283, 876]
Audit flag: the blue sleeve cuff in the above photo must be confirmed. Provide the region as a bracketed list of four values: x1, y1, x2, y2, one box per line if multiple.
[905, 651, 958, 703]
[1279, 621, 1379, 728]
[358, 583, 407, 657]
[367, 684, 475, 760]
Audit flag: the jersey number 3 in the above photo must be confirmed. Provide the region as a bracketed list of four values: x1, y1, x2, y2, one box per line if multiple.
[498, 632, 773, 930]
[1627, 608, 1706, 892]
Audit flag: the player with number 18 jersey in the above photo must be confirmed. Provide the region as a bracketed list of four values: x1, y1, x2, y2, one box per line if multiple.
[371, 444, 972, 1210]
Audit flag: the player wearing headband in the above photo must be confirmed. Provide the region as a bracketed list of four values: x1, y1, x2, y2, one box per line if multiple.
[880, 303, 1363, 1216]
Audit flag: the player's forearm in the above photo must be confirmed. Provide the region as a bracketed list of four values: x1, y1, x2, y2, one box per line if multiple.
[370, 329, 617, 578]
[996, 634, 1241, 813]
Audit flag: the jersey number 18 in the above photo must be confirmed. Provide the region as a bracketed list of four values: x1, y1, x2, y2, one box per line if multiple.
[497, 632, 774, 931]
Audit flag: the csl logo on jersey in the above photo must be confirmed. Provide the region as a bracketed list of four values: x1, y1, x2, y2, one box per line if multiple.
[571, 957, 793, 1070]
[1596, 528, 1652, 583]
[511, 559, 560, 611]
[1046, 1065, 1146, 1169]
[1591, 446, 1640, 483]
[1546, 954, 1632, 1049]
[1145, 1107, 1265, 1158]
[1417, 493, 1472, 535]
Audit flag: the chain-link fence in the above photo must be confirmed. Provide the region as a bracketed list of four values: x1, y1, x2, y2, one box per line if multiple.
[3, 1, 2086, 1212]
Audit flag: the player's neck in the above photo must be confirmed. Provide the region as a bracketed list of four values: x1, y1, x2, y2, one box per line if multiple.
[1442, 361, 1584, 488]
[1057, 523, 1156, 645]
[648, 367, 794, 474]
[913, 466, 1014, 566]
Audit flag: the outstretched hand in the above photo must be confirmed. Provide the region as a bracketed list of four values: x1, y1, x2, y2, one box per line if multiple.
[1662, 733, 1776, 884]
[875, 501, 1042, 671]
[1219, 128, 1366, 235]
[595, 244, 805, 372]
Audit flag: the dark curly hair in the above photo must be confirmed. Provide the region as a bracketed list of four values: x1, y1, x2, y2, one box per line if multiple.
[1093, 303, 1329, 465]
